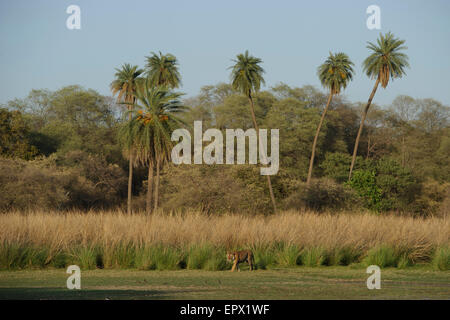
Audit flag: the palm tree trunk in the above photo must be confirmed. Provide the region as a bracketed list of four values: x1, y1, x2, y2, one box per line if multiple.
[307, 92, 333, 185]
[146, 162, 154, 215]
[153, 154, 161, 212]
[127, 157, 133, 214]
[348, 77, 380, 181]
[127, 101, 134, 215]
[248, 95, 277, 214]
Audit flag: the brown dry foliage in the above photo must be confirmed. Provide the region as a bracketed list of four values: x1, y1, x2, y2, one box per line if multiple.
[1, 210, 448, 262]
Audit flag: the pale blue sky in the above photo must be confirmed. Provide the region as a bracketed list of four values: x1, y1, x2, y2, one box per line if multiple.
[1, 0, 449, 106]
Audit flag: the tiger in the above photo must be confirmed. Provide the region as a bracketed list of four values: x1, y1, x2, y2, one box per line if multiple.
[226, 250, 254, 272]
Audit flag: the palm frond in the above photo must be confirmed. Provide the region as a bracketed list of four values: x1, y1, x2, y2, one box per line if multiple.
[145, 52, 182, 89]
[363, 32, 409, 88]
[317, 52, 354, 95]
[229, 50, 265, 97]
[118, 82, 186, 167]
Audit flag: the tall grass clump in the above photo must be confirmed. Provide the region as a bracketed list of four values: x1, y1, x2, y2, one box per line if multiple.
[185, 244, 229, 271]
[363, 245, 419, 268]
[135, 245, 185, 270]
[187, 244, 214, 270]
[326, 247, 361, 266]
[0, 244, 27, 269]
[275, 245, 301, 267]
[362, 245, 398, 268]
[69, 246, 102, 270]
[300, 247, 327, 267]
[204, 250, 228, 271]
[252, 247, 276, 270]
[102, 243, 136, 269]
[432, 247, 450, 271]
[134, 245, 185, 270]
[135, 246, 156, 270]
[0, 244, 41, 269]
[151, 246, 185, 270]
[51, 251, 69, 268]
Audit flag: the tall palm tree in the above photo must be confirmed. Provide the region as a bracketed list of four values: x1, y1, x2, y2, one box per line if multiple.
[121, 81, 186, 214]
[145, 51, 181, 88]
[348, 32, 409, 180]
[307, 52, 354, 185]
[144, 52, 182, 208]
[229, 50, 277, 213]
[110, 63, 144, 214]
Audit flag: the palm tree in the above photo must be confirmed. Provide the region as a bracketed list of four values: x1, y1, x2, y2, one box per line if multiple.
[144, 52, 182, 208]
[145, 51, 181, 88]
[229, 50, 277, 213]
[110, 63, 144, 214]
[121, 81, 186, 214]
[348, 32, 409, 180]
[306, 52, 354, 185]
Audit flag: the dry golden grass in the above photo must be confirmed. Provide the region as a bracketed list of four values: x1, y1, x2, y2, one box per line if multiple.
[1, 210, 448, 263]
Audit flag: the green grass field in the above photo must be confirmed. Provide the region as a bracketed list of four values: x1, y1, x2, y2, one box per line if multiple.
[0, 266, 449, 300]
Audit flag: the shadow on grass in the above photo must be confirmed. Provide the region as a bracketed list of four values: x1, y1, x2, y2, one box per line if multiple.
[0, 287, 197, 300]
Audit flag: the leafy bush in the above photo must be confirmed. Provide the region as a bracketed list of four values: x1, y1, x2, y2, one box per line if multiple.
[0, 153, 127, 211]
[347, 170, 382, 210]
[347, 158, 420, 212]
[285, 178, 358, 211]
[158, 165, 275, 214]
[320, 152, 365, 183]
[413, 180, 450, 216]
[0, 158, 72, 211]
[0, 108, 38, 160]
[375, 158, 419, 211]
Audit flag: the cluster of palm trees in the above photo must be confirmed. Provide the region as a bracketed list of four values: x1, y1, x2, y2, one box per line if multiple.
[307, 32, 409, 188]
[111, 52, 185, 215]
[111, 32, 409, 215]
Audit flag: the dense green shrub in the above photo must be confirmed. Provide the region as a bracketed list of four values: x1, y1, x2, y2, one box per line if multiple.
[347, 158, 420, 212]
[347, 170, 382, 210]
[320, 152, 365, 183]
